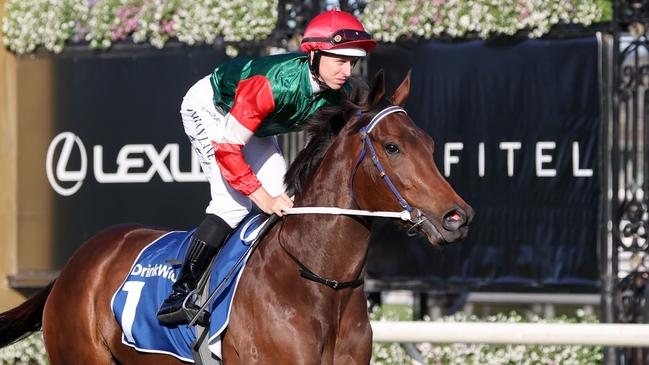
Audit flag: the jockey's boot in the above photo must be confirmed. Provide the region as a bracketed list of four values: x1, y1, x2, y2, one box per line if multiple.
[157, 214, 233, 326]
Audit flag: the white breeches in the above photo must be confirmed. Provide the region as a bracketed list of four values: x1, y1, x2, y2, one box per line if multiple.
[180, 76, 287, 228]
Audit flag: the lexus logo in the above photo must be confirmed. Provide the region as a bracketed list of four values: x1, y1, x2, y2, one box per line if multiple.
[46, 131, 206, 196]
[46, 132, 88, 196]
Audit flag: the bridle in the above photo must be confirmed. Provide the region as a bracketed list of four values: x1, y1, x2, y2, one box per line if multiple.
[285, 105, 430, 232]
[280, 105, 431, 290]
[351, 105, 430, 234]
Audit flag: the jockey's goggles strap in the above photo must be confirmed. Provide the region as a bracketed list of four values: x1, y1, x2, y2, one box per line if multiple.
[302, 29, 372, 46]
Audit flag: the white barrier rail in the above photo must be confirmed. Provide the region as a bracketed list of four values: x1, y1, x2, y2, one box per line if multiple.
[371, 321, 649, 347]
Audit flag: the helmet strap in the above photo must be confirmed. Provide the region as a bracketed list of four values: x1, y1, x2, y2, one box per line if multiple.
[309, 50, 330, 90]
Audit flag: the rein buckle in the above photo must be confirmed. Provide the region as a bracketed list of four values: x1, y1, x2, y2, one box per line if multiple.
[407, 208, 429, 237]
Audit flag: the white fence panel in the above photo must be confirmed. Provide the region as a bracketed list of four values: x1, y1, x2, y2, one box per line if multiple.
[371, 321, 649, 347]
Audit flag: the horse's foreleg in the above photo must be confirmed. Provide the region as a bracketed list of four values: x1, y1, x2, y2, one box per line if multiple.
[221, 332, 240, 365]
[224, 296, 327, 365]
[333, 291, 373, 365]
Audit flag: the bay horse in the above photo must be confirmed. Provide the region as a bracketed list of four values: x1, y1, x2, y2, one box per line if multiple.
[0, 71, 472, 364]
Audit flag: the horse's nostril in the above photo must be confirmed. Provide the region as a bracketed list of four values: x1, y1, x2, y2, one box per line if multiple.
[443, 208, 466, 231]
[447, 211, 462, 222]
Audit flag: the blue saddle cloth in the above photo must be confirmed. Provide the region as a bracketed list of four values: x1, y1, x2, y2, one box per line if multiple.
[111, 213, 268, 362]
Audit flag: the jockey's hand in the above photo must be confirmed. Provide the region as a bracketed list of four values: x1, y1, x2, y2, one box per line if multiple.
[249, 187, 294, 216]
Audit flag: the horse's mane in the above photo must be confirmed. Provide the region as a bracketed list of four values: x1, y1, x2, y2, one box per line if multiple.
[284, 76, 372, 196]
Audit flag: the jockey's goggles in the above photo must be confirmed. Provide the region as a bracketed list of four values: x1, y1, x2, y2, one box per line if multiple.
[302, 29, 372, 46]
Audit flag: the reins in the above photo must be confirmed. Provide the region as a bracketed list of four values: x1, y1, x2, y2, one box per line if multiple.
[283, 206, 410, 220]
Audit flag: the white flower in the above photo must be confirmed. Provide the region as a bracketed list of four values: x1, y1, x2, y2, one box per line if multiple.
[459, 14, 471, 28]
[360, 0, 604, 42]
[2, 0, 278, 53]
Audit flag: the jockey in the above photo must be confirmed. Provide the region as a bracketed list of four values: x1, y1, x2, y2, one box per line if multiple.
[157, 9, 376, 325]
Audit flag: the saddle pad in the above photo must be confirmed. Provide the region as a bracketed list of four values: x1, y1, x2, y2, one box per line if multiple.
[111, 213, 268, 362]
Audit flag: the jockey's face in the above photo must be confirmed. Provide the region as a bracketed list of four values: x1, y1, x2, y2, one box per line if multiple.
[317, 52, 359, 90]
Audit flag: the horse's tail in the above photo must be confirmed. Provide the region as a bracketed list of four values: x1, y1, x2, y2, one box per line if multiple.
[0, 281, 54, 348]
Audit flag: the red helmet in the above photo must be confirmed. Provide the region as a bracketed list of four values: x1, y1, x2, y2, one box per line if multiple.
[301, 9, 376, 57]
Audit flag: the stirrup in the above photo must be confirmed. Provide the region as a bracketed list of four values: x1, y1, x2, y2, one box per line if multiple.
[181, 290, 211, 326]
[157, 291, 210, 326]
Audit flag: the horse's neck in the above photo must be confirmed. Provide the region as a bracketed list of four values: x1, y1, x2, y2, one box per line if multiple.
[281, 135, 370, 284]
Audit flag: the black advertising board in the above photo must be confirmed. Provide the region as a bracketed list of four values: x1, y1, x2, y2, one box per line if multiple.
[366, 37, 600, 290]
[41, 45, 228, 267]
[35, 38, 600, 291]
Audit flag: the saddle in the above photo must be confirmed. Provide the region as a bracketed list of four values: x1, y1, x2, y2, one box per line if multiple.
[111, 213, 279, 364]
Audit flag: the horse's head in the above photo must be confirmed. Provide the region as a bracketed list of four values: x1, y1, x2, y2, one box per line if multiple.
[350, 71, 473, 245]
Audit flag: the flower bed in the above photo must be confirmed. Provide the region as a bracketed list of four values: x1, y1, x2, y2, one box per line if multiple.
[360, 0, 608, 42]
[1, 0, 278, 54]
[2, 0, 611, 55]
[0, 333, 47, 365]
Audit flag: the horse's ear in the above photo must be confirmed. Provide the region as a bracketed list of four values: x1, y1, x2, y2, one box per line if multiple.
[368, 70, 385, 106]
[391, 70, 411, 107]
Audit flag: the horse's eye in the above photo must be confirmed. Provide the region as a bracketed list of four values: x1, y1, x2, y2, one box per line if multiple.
[384, 143, 400, 155]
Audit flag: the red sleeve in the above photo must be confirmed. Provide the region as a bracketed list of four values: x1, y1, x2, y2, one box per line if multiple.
[229, 76, 275, 132]
[213, 75, 275, 196]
